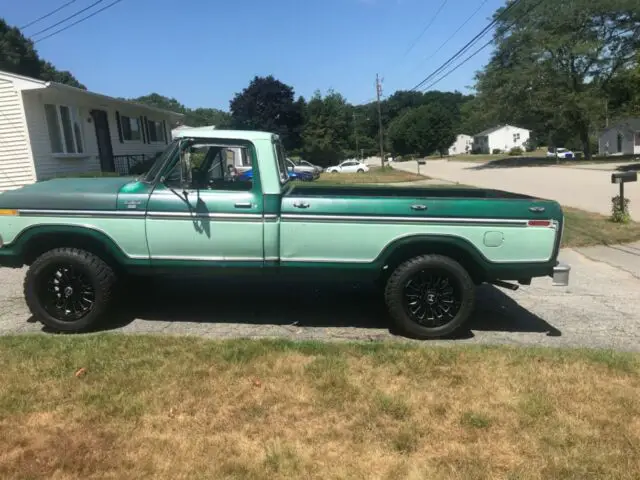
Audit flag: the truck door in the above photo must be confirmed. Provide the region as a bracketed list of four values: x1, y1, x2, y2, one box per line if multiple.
[145, 143, 265, 267]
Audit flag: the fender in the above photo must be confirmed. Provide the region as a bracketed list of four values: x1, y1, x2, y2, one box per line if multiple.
[374, 233, 491, 269]
[4, 224, 149, 267]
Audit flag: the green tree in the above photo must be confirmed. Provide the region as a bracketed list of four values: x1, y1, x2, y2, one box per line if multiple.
[230, 75, 304, 150]
[388, 103, 456, 157]
[0, 19, 85, 89]
[131, 93, 231, 127]
[472, 0, 640, 158]
[302, 90, 351, 166]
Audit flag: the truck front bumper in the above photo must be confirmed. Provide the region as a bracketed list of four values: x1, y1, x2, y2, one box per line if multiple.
[552, 262, 571, 286]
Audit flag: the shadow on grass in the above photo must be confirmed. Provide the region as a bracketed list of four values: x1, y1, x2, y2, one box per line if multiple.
[43, 279, 561, 340]
[615, 163, 640, 172]
[467, 156, 638, 170]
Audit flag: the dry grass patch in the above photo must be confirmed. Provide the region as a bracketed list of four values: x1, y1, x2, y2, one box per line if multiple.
[0, 336, 639, 479]
[562, 207, 640, 247]
[316, 166, 425, 184]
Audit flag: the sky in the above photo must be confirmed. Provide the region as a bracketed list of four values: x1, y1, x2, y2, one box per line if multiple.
[3, 0, 506, 111]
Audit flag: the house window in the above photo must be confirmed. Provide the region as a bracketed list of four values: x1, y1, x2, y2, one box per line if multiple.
[147, 119, 166, 143]
[635, 132, 640, 146]
[120, 115, 142, 142]
[513, 133, 521, 142]
[44, 104, 84, 154]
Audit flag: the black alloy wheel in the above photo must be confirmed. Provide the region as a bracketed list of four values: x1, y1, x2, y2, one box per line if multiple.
[384, 255, 476, 339]
[39, 263, 96, 321]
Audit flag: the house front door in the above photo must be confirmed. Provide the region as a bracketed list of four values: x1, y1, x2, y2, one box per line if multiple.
[91, 110, 115, 172]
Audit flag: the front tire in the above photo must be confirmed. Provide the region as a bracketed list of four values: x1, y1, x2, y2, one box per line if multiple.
[24, 248, 116, 332]
[357, 169, 365, 173]
[384, 255, 475, 339]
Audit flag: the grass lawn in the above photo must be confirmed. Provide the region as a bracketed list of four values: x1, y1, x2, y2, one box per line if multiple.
[1, 335, 639, 479]
[314, 166, 425, 184]
[562, 207, 640, 248]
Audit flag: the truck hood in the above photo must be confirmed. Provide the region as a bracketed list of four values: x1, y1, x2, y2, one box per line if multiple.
[0, 177, 140, 211]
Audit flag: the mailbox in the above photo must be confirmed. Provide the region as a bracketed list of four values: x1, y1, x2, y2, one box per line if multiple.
[417, 160, 426, 165]
[611, 171, 638, 184]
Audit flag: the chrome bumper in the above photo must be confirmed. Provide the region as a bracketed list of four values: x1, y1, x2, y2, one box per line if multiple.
[552, 263, 571, 286]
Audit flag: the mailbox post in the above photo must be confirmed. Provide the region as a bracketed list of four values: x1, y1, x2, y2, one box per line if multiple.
[417, 159, 426, 175]
[611, 171, 638, 213]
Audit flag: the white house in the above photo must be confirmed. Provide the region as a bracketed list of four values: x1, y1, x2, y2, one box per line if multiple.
[598, 119, 640, 156]
[473, 125, 531, 154]
[0, 69, 184, 192]
[448, 134, 473, 156]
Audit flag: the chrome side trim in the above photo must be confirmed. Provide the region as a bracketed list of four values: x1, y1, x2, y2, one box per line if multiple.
[264, 256, 280, 261]
[147, 211, 263, 221]
[150, 255, 264, 262]
[281, 214, 529, 226]
[19, 209, 146, 218]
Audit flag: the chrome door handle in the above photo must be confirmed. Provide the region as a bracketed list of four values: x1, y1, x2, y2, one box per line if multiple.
[235, 202, 252, 209]
[293, 201, 310, 209]
[411, 204, 428, 211]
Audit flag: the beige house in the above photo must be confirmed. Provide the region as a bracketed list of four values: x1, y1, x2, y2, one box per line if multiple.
[599, 119, 640, 156]
[0, 69, 184, 192]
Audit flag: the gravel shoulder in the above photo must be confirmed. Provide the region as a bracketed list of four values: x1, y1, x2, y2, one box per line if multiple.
[2, 247, 639, 351]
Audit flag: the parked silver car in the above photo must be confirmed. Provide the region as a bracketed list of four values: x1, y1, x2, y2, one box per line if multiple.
[286, 158, 321, 178]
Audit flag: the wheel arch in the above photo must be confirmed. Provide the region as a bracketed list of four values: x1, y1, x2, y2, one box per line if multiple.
[375, 235, 490, 284]
[10, 225, 138, 273]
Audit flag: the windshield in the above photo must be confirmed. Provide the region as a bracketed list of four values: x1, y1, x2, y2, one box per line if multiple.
[142, 141, 179, 183]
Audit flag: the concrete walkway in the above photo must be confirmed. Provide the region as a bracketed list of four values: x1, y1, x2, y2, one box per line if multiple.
[391, 160, 640, 220]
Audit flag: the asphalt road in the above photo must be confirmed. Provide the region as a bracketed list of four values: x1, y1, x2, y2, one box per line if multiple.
[2, 247, 639, 351]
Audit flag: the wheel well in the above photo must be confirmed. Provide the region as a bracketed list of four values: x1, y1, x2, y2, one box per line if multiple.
[380, 241, 487, 284]
[21, 232, 124, 273]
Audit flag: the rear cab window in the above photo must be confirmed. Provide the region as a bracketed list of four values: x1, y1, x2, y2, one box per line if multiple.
[273, 137, 290, 184]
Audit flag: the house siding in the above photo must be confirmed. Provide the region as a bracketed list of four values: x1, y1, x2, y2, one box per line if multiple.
[0, 79, 36, 191]
[448, 134, 473, 155]
[22, 89, 174, 180]
[599, 125, 638, 156]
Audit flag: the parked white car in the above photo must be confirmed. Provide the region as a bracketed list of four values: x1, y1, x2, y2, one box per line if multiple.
[326, 160, 370, 173]
[547, 148, 575, 159]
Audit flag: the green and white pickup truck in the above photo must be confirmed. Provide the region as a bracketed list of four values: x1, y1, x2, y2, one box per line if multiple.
[0, 128, 570, 339]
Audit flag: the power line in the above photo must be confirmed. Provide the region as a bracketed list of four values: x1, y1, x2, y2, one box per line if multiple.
[411, 0, 491, 75]
[418, 0, 548, 92]
[20, 0, 79, 30]
[409, 0, 523, 91]
[400, 0, 450, 59]
[34, 0, 124, 43]
[29, 0, 106, 38]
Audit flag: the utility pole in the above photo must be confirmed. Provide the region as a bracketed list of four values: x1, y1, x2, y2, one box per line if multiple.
[376, 74, 385, 167]
[353, 112, 359, 159]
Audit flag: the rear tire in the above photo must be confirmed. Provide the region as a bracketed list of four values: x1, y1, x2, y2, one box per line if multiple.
[384, 255, 475, 339]
[24, 248, 116, 332]
[357, 169, 365, 173]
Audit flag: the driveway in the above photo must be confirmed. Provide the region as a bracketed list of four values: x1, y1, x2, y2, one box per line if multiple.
[391, 160, 640, 220]
[2, 246, 640, 351]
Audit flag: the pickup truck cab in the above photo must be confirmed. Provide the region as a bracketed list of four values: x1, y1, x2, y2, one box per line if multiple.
[0, 128, 570, 339]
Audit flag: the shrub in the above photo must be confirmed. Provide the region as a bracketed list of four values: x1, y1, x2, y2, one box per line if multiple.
[492, 148, 503, 155]
[471, 148, 482, 155]
[509, 147, 524, 156]
[611, 196, 631, 223]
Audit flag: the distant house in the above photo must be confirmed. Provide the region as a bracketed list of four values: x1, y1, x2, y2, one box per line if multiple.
[598, 119, 640, 156]
[0, 69, 184, 192]
[448, 134, 473, 156]
[473, 125, 531, 154]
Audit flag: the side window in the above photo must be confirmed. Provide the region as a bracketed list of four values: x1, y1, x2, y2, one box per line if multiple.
[165, 145, 253, 191]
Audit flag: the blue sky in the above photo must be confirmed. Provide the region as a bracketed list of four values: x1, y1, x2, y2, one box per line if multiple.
[4, 0, 505, 110]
